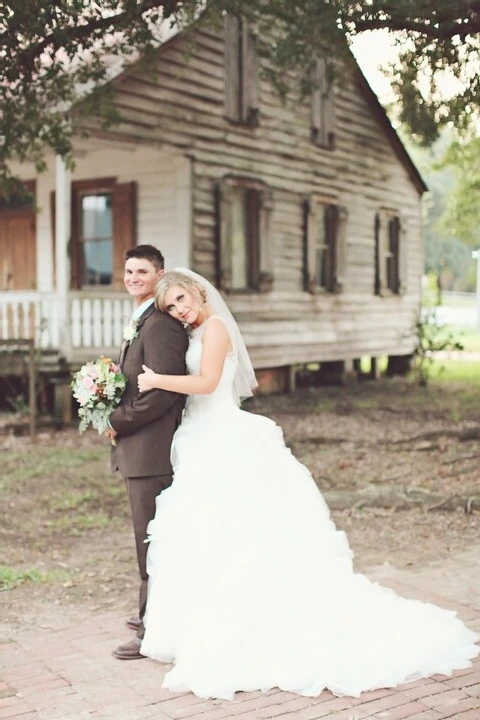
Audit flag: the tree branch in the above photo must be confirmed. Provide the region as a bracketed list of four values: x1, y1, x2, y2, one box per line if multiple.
[353, 15, 480, 40]
[2, 0, 177, 69]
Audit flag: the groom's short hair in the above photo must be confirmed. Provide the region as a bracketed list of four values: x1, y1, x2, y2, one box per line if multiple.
[125, 245, 165, 271]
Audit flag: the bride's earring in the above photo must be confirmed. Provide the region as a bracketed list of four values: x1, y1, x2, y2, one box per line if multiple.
[196, 293, 207, 320]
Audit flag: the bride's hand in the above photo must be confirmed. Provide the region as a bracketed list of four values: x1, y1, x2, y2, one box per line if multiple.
[138, 365, 156, 392]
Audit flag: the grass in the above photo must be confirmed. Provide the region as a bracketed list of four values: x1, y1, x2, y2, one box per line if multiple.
[0, 447, 109, 493]
[0, 566, 71, 590]
[428, 360, 480, 382]
[0, 442, 130, 549]
[355, 322, 480, 383]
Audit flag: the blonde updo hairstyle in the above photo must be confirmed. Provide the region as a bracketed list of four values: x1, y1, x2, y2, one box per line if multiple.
[155, 271, 207, 312]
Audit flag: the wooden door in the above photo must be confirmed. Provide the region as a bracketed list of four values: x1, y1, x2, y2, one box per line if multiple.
[0, 211, 36, 290]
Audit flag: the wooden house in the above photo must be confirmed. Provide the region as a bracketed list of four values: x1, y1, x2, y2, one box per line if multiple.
[0, 16, 426, 395]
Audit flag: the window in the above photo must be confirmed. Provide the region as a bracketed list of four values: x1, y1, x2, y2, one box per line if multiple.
[304, 198, 348, 293]
[224, 14, 259, 126]
[311, 57, 335, 149]
[374, 211, 406, 295]
[217, 178, 274, 293]
[79, 193, 113, 286]
[51, 178, 137, 290]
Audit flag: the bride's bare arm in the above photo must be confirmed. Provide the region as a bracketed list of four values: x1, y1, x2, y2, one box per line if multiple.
[138, 319, 232, 395]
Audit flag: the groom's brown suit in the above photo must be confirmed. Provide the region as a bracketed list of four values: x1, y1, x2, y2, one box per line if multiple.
[110, 304, 188, 638]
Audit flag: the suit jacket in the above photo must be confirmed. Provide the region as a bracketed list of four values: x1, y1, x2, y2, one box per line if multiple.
[110, 305, 188, 478]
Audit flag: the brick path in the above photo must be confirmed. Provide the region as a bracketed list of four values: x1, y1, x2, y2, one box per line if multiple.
[1, 546, 479, 720]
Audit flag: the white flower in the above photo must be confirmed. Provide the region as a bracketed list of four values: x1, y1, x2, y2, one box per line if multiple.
[123, 319, 139, 344]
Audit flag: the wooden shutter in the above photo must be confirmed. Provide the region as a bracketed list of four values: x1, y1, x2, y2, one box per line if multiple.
[398, 214, 408, 295]
[70, 187, 81, 289]
[241, 20, 259, 126]
[325, 204, 338, 292]
[374, 213, 380, 294]
[245, 188, 260, 289]
[374, 211, 388, 295]
[112, 182, 137, 290]
[303, 196, 318, 294]
[10, 213, 36, 290]
[225, 14, 258, 126]
[388, 216, 400, 293]
[0, 213, 36, 290]
[324, 62, 336, 149]
[0, 217, 8, 290]
[216, 181, 234, 291]
[334, 205, 348, 292]
[225, 15, 241, 122]
[311, 59, 323, 145]
[258, 188, 274, 292]
[311, 57, 335, 148]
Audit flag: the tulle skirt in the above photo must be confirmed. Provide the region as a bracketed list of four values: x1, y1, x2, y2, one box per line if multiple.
[141, 404, 479, 700]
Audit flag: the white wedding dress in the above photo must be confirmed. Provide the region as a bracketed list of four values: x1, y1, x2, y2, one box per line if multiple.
[141, 317, 479, 700]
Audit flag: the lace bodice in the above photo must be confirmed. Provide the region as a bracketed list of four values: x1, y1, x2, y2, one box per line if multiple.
[184, 317, 239, 417]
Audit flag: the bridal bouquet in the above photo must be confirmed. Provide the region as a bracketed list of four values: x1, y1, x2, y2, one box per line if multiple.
[71, 357, 127, 435]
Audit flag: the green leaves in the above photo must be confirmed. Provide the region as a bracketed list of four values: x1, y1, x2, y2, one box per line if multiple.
[1, 0, 478, 190]
[438, 136, 480, 249]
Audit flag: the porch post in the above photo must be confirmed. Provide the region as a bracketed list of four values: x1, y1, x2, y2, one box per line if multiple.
[55, 156, 72, 359]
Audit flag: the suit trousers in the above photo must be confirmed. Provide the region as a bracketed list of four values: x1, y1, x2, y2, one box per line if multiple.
[124, 473, 173, 639]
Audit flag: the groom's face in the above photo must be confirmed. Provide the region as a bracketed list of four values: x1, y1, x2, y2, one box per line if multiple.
[124, 258, 164, 306]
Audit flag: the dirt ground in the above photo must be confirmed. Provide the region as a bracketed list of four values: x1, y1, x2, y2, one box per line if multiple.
[1, 378, 480, 637]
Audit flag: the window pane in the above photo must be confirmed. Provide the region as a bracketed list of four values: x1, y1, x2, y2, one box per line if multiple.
[81, 194, 113, 286]
[83, 239, 113, 285]
[230, 187, 248, 289]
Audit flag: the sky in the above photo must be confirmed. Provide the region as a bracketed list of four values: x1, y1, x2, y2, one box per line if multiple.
[350, 29, 472, 106]
[349, 31, 397, 105]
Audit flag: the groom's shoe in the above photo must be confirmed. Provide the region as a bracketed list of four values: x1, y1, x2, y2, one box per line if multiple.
[112, 637, 146, 660]
[126, 616, 141, 631]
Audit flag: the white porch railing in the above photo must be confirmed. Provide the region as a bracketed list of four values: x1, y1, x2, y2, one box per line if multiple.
[69, 292, 135, 353]
[0, 291, 135, 361]
[0, 292, 60, 349]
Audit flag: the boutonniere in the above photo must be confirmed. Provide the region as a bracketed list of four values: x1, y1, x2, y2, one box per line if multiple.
[123, 318, 140, 345]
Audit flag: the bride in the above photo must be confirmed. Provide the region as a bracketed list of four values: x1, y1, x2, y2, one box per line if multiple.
[137, 268, 479, 701]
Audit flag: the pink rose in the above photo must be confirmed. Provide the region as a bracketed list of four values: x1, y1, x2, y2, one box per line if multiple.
[83, 376, 95, 391]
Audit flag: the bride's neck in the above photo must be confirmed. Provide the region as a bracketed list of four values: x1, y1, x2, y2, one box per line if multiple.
[190, 305, 213, 329]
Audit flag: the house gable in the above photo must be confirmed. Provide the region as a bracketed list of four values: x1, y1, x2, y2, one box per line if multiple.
[97, 18, 425, 199]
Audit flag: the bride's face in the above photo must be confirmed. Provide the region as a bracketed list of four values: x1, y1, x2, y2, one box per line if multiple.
[164, 284, 202, 326]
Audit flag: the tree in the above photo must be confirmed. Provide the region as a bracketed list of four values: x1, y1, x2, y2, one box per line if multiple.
[1, 0, 479, 190]
[437, 135, 480, 250]
[402, 128, 478, 293]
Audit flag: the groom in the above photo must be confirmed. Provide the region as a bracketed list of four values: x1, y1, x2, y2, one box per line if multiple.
[107, 244, 188, 660]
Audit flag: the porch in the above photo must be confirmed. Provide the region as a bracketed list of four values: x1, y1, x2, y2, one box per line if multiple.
[1, 138, 192, 372]
[0, 290, 134, 367]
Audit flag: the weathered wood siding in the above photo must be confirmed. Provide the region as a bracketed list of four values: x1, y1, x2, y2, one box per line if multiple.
[103, 25, 423, 368]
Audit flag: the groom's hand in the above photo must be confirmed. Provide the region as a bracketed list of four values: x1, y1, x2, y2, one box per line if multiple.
[138, 365, 156, 393]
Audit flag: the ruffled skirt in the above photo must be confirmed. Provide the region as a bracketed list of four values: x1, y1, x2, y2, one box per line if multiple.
[141, 405, 479, 700]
